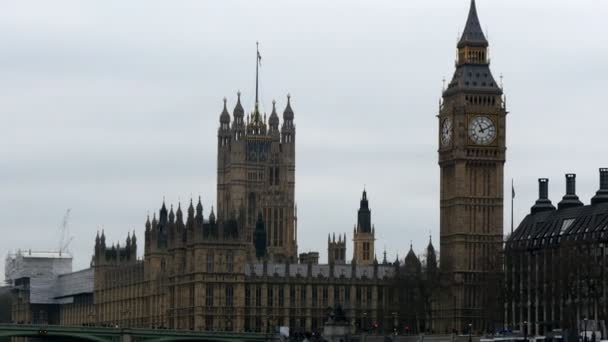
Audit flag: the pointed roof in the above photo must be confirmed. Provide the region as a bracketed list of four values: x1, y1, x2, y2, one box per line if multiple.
[458, 0, 488, 48]
[233, 91, 244, 117]
[269, 100, 279, 127]
[220, 97, 230, 124]
[283, 94, 294, 121]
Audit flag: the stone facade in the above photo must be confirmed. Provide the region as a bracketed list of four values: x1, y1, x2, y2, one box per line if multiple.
[437, 0, 506, 333]
[86, 195, 396, 333]
[217, 94, 297, 262]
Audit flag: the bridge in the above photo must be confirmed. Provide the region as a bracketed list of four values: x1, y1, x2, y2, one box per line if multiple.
[0, 324, 268, 342]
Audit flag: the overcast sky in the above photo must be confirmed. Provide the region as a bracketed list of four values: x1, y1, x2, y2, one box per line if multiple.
[1, 0, 608, 279]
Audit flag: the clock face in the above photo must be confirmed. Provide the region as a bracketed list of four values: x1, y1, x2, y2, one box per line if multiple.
[441, 117, 452, 147]
[468, 116, 496, 145]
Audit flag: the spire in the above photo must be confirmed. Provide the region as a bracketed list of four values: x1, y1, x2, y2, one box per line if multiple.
[220, 97, 230, 124]
[188, 198, 195, 216]
[145, 215, 151, 231]
[176, 203, 183, 223]
[169, 204, 175, 223]
[209, 206, 216, 224]
[458, 0, 488, 48]
[357, 188, 371, 233]
[283, 94, 294, 121]
[196, 196, 203, 217]
[234, 91, 244, 118]
[269, 99, 279, 129]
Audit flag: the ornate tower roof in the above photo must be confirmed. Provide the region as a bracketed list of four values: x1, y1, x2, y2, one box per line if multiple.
[444, 0, 502, 97]
[233, 91, 244, 118]
[458, 0, 488, 48]
[283, 94, 294, 121]
[269, 100, 279, 129]
[357, 189, 371, 233]
[220, 98, 230, 124]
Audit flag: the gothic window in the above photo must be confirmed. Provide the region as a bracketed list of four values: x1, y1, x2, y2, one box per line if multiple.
[205, 315, 213, 330]
[226, 251, 234, 273]
[248, 193, 256, 225]
[300, 285, 307, 305]
[268, 286, 275, 307]
[278, 287, 284, 307]
[273, 209, 279, 246]
[344, 286, 351, 304]
[312, 285, 318, 304]
[205, 285, 214, 307]
[269, 167, 274, 185]
[289, 286, 296, 306]
[356, 287, 362, 305]
[226, 285, 234, 307]
[322, 286, 329, 306]
[334, 286, 340, 305]
[274, 167, 279, 185]
[367, 287, 373, 303]
[245, 286, 251, 306]
[363, 243, 370, 260]
[279, 208, 284, 247]
[207, 252, 214, 273]
[161, 258, 166, 272]
[255, 286, 262, 307]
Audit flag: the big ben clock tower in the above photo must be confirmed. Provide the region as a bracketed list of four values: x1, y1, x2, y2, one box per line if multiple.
[438, 0, 506, 332]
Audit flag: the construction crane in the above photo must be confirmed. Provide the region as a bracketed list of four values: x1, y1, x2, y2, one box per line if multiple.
[58, 209, 73, 256]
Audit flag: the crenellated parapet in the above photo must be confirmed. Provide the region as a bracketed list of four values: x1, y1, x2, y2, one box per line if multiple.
[94, 230, 137, 266]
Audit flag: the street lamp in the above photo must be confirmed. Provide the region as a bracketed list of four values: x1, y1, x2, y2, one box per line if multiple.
[584, 317, 588, 342]
[363, 312, 367, 333]
[392, 312, 398, 336]
[469, 323, 472, 342]
[523, 321, 528, 342]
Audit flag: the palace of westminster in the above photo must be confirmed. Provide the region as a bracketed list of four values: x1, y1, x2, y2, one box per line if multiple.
[6, 0, 608, 338]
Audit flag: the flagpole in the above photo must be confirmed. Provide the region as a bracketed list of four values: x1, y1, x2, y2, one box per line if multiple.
[255, 41, 259, 106]
[511, 178, 514, 235]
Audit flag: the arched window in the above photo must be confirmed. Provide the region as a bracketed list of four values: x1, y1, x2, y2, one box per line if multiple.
[248, 192, 256, 225]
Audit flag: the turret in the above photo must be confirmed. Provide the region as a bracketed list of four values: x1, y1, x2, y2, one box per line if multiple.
[195, 196, 204, 233]
[176, 203, 186, 244]
[144, 217, 151, 254]
[425, 236, 438, 275]
[269, 100, 280, 138]
[218, 98, 231, 148]
[130, 230, 137, 260]
[281, 94, 295, 144]
[186, 199, 196, 239]
[357, 189, 371, 233]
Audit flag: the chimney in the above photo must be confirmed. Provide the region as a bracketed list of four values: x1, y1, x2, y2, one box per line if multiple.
[591, 168, 608, 205]
[531, 178, 556, 214]
[558, 173, 583, 210]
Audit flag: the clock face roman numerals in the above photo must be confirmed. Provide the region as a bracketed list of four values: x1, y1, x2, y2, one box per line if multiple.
[441, 117, 453, 147]
[468, 115, 496, 145]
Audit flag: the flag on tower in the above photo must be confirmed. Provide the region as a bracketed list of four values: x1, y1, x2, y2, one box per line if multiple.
[257, 44, 262, 66]
[512, 180, 515, 199]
